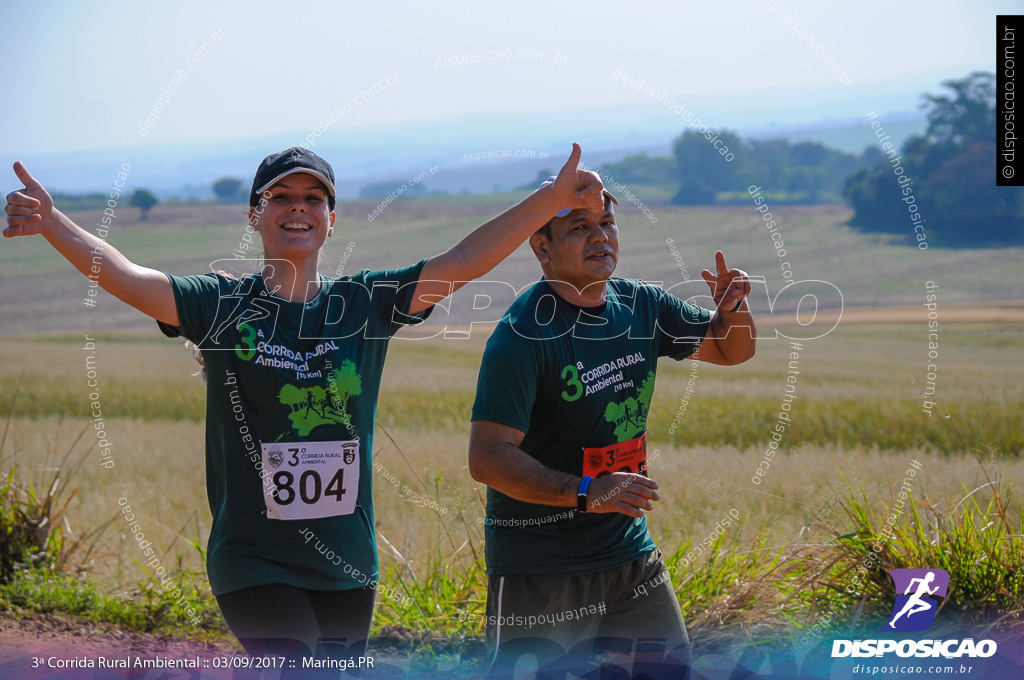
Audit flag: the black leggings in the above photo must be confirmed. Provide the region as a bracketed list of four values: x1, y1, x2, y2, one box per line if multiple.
[216, 583, 375, 668]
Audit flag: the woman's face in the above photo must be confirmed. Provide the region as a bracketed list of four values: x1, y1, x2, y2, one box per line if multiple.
[249, 172, 335, 260]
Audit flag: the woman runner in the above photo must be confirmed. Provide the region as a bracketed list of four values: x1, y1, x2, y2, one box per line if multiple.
[3, 145, 604, 673]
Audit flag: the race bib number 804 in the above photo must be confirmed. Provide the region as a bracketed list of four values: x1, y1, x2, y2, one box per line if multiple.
[262, 440, 360, 520]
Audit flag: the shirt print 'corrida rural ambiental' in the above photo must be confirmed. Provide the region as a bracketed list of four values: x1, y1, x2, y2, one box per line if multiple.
[158, 261, 429, 595]
[472, 278, 712, 576]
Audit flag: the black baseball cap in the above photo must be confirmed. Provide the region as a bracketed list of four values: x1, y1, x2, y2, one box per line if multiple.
[250, 147, 337, 210]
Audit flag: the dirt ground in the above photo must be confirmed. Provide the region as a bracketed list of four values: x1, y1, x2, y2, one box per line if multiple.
[0, 613, 240, 679]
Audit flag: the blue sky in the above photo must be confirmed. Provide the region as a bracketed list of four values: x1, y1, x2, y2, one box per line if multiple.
[1, 0, 1004, 156]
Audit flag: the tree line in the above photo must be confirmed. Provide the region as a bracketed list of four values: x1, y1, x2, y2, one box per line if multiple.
[843, 71, 1020, 246]
[599, 71, 1020, 246]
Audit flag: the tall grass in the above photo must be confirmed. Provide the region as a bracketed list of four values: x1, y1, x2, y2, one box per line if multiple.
[362, 463, 1023, 664]
[673, 453, 1024, 650]
[0, 379, 226, 639]
[367, 429, 1024, 655]
[375, 391, 1024, 455]
[3, 371, 1020, 454]
[0, 376, 101, 581]
[816, 458, 1024, 632]
[0, 328, 1021, 661]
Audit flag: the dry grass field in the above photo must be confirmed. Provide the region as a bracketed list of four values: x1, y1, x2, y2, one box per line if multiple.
[2, 311, 1021, 625]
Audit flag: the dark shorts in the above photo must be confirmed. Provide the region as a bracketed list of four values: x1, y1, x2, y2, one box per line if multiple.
[484, 548, 691, 679]
[216, 583, 375, 679]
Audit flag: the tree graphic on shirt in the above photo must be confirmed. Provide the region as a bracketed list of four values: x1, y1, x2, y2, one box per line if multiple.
[278, 360, 363, 436]
[603, 372, 655, 441]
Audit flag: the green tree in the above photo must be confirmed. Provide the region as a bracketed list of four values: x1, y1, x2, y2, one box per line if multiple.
[278, 384, 304, 412]
[790, 141, 830, 167]
[738, 139, 870, 202]
[843, 71, 1022, 245]
[671, 178, 716, 206]
[330, 361, 363, 404]
[130, 189, 158, 221]
[637, 373, 655, 413]
[742, 138, 790, 191]
[843, 167, 894, 232]
[328, 362, 362, 427]
[600, 153, 676, 185]
[604, 401, 624, 427]
[212, 177, 244, 203]
[921, 71, 995, 148]
[860, 146, 886, 168]
[928, 142, 1020, 243]
[672, 129, 746, 197]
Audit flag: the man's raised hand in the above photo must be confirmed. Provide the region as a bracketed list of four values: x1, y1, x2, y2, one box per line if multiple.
[4, 162, 53, 238]
[701, 250, 751, 312]
[551, 143, 606, 215]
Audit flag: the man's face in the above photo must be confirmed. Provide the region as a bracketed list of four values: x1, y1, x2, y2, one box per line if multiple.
[249, 173, 335, 258]
[530, 200, 618, 292]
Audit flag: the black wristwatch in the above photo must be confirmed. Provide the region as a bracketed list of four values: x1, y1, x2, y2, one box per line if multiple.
[577, 476, 594, 513]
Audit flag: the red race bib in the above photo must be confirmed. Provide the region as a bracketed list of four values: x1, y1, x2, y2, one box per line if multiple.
[582, 431, 647, 478]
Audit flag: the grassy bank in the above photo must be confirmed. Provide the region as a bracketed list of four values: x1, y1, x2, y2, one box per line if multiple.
[1, 318, 1022, 658]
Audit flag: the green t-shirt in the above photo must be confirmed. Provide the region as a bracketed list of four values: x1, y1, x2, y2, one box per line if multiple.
[158, 262, 429, 595]
[471, 277, 712, 576]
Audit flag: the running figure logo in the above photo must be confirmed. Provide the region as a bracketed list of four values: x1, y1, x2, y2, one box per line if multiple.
[883, 568, 949, 632]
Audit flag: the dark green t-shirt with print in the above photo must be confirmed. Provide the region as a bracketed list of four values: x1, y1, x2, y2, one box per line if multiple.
[471, 277, 712, 576]
[158, 262, 429, 595]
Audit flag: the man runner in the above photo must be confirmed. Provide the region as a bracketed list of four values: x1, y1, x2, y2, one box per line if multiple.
[469, 181, 756, 678]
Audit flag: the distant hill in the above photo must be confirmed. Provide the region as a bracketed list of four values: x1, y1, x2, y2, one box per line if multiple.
[0, 105, 924, 202]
